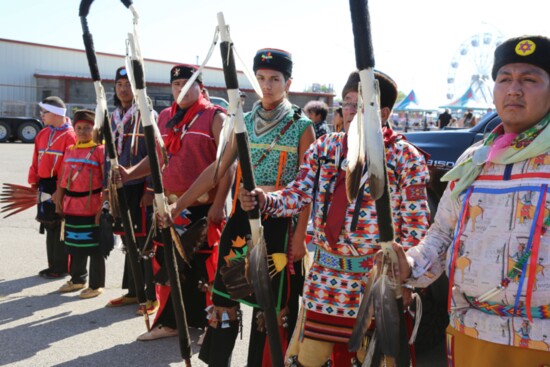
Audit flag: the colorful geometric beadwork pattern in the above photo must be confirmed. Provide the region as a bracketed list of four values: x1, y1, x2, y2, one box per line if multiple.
[466, 295, 550, 319]
[314, 248, 374, 273]
[265, 132, 430, 319]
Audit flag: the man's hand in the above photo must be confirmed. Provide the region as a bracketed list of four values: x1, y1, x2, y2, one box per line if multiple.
[373, 242, 412, 283]
[151, 200, 174, 229]
[52, 189, 63, 215]
[118, 166, 131, 184]
[401, 286, 414, 308]
[111, 168, 123, 186]
[169, 201, 180, 220]
[207, 202, 225, 225]
[239, 187, 266, 212]
[392, 242, 412, 283]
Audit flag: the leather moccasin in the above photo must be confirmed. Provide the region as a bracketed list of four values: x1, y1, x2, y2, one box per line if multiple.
[137, 325, 178, 341]
[58, 281, 85, 293]
[79, 288, 103, 299]
[105, 295, 138, 307]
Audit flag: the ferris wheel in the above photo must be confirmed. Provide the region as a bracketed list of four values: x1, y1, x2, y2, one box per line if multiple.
[446, 31, 505, 103]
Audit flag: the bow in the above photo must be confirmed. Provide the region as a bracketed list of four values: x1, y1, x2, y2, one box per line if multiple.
[120, 1, 192, 364]
[78, 0, 151, 332]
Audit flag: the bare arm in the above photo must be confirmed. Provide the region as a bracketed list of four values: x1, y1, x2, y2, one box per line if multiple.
[119, 156, 151, 183]
[54, 187, 65, 215]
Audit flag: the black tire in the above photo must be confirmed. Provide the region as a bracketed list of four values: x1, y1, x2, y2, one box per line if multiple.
[0, 121, 11, 143]
[17, 121, 41, 143]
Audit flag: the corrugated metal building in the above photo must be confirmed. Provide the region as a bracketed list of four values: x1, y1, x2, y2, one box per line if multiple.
[0, 38, 334, 118]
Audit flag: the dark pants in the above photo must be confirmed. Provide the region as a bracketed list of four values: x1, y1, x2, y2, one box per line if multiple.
[70, 252, 105, 289]
[153, 250, 209, 330]
[199, 322, 239, 367]
[122, 243, 156, 301]
[152, 204, 211, 330]
[46, 224, 68, 274]
[117, 185, 156, 302]
[199, 204, 304, 366]
[38, 177, 66, 274]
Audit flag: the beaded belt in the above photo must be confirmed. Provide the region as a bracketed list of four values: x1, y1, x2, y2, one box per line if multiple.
[314, 248, 374, 273]
[466, 295, 550, 319]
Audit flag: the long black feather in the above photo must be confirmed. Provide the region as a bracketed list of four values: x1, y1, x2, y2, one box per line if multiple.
[373, 274, 400, 357]
[348, 268, 376, 351]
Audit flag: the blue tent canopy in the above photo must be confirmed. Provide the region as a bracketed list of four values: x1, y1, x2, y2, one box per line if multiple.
[394, 90, 436, 112]
[440, 86, 494, 111]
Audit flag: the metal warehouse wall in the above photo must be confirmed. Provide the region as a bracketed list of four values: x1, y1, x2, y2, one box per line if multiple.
[0, 38, 333, 117]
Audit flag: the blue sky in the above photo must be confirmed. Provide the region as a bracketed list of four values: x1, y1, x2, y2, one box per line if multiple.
[2, 0, 550, 108]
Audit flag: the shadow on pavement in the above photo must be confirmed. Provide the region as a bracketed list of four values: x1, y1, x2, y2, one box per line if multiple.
[51, 327, 205, 367]
[0, 294, 138, 365]
[0, 274, 55, 296]
[0, 287, 81, 325]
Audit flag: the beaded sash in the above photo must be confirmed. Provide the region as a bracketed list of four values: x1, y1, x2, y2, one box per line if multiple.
[465, 295, 550, 319]
[314, 248, 374, 273]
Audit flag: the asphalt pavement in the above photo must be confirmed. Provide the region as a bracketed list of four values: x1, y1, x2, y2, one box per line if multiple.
[0, 143, 445, 367]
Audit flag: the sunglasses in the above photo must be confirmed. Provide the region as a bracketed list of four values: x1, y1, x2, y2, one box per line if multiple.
[342, 102, 358, 110]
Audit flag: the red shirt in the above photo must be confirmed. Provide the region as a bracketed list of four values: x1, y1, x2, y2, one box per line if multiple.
[28, 121, 76, 185]
[60, 144, 105, 216]
[158, 105, 219, 196]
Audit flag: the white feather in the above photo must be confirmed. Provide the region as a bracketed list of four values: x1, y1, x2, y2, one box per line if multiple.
[93, 81, 107, 132]
[360, 69, 385, 200]
[346, 80, 364, 173]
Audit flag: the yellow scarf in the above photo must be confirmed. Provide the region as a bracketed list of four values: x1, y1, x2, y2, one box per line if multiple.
[71, 141, 97, 150]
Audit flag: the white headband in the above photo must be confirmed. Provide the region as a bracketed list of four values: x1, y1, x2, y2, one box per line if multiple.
[39, 102, 66, 117]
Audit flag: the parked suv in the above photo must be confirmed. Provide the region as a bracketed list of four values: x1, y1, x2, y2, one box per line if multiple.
[210, 96, 229, 110]
[405, 112, 501, 214]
